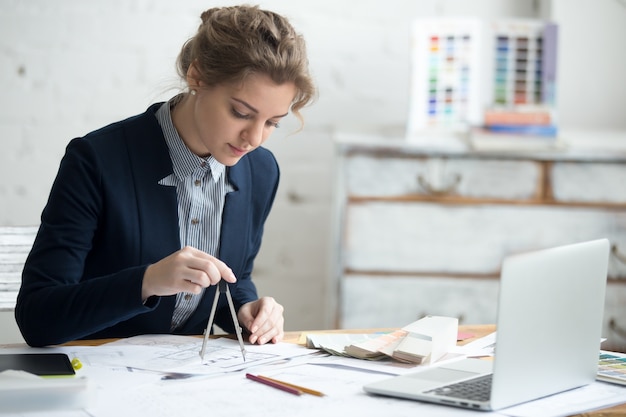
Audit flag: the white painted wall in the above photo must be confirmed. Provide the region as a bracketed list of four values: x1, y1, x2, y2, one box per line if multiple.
[1, 0, 624, 343]
[550, 0, 626, 129]
[0, 311, 22, 345]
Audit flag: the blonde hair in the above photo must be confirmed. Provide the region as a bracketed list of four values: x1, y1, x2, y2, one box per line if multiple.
[177, 5, 316, 125]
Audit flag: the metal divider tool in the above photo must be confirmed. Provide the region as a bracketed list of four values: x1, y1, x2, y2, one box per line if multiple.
[199, 280, 247, 361]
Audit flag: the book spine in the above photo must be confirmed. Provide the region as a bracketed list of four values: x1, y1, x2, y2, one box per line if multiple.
[485, 124, 558, 136]
[484, 111, 552, 126]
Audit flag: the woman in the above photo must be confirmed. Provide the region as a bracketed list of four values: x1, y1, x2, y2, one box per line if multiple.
[15, 5, 316, 347]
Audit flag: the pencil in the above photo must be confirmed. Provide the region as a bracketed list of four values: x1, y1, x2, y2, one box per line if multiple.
[245, 373, 302, 396]
[257, 375, 325, 397]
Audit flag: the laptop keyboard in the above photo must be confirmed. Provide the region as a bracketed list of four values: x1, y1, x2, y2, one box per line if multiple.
[425, 374, 492, 402]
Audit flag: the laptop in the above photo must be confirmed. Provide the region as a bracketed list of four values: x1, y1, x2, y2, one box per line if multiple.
[364, 239, 610, 411]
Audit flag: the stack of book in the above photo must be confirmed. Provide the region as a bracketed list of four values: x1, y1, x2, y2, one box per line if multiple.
[484, 106, 557, 136]
[467, 106, 565, 152]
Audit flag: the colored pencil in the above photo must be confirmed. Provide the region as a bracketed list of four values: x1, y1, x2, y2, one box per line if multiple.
[257, 375, 325, 397]
[245, 373, 302, 396]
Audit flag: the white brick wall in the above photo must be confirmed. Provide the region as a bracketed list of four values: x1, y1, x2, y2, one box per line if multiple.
[1, 0, 625, 341]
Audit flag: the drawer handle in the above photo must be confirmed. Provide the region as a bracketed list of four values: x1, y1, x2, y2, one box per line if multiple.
[417, 173, 461, 196]
[611, 244, 626, 264]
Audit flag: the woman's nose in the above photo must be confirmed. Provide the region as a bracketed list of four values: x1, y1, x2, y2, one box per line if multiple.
[241, 123, 264, 147]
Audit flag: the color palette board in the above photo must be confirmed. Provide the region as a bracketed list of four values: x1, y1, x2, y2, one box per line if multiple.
[598, 350, 626, 386]
[489, 20, 546, 107]
[407, 18, 484, 136]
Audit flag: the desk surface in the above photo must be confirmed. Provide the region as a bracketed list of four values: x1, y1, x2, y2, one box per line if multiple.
[65, 324, 624, 416]
[281, 324, 497, 346]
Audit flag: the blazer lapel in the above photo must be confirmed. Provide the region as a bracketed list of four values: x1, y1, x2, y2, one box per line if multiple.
[123, 106, 181, 263]
[218, 160, 251, 275]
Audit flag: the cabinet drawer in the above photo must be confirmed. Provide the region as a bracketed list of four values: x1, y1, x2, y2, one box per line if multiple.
[344, 155, 542, 200]
[340, 275, 499, 329]
[345, 202, 626, 277]
[552, 162, 626, 204]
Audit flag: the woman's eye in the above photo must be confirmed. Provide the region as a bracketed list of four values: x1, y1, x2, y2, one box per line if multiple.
[231, 107, 280, 128]
[231, 108, 250, 119]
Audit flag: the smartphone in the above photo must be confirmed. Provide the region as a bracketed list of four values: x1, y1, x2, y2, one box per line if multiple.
[0, 353, 76, 376]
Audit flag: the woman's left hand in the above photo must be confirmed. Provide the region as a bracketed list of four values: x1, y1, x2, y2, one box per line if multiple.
[238, 297, 285, 344]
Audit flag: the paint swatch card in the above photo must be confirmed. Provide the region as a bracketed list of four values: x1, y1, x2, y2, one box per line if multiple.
[485, 19, 557, 108]
[407, 18, 485, 137]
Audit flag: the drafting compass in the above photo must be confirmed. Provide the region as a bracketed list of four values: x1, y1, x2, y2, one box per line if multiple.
[199, 280, 247, 362]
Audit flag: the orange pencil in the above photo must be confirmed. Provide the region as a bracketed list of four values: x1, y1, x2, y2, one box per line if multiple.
[246, 373, 302, 396]
[257, 375, 325, 397]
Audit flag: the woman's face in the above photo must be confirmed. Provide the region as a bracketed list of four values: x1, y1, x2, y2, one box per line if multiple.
[179, 73, 296, 166]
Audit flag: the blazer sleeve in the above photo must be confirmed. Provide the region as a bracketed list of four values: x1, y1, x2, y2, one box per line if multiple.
[15, 137, 157, 347]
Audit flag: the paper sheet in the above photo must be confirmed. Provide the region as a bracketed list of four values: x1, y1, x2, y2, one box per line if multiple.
[92, 363, 503, 417]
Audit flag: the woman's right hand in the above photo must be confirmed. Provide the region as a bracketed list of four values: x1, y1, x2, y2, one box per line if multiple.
[141, 246, 236, 301]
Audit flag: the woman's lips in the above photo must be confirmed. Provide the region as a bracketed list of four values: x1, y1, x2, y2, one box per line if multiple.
[229, 144, 248, 157]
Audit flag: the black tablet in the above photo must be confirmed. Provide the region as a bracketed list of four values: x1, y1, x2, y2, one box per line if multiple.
[0, 353, 76, 376]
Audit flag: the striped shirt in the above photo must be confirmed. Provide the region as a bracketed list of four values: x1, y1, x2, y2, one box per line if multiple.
[155, 98, 233, 330]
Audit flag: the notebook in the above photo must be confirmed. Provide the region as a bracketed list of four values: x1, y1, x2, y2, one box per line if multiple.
[0, 353, 76, 377]
[364, 239, 610, 411]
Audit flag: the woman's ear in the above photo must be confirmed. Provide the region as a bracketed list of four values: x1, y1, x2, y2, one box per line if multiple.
[186, 61, 202, 89]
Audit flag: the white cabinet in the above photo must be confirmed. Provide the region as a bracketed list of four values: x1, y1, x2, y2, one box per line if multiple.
[333, 132, 626, 351]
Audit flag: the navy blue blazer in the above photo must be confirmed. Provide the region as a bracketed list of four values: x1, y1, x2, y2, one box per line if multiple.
[15, 103, 279, 347]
